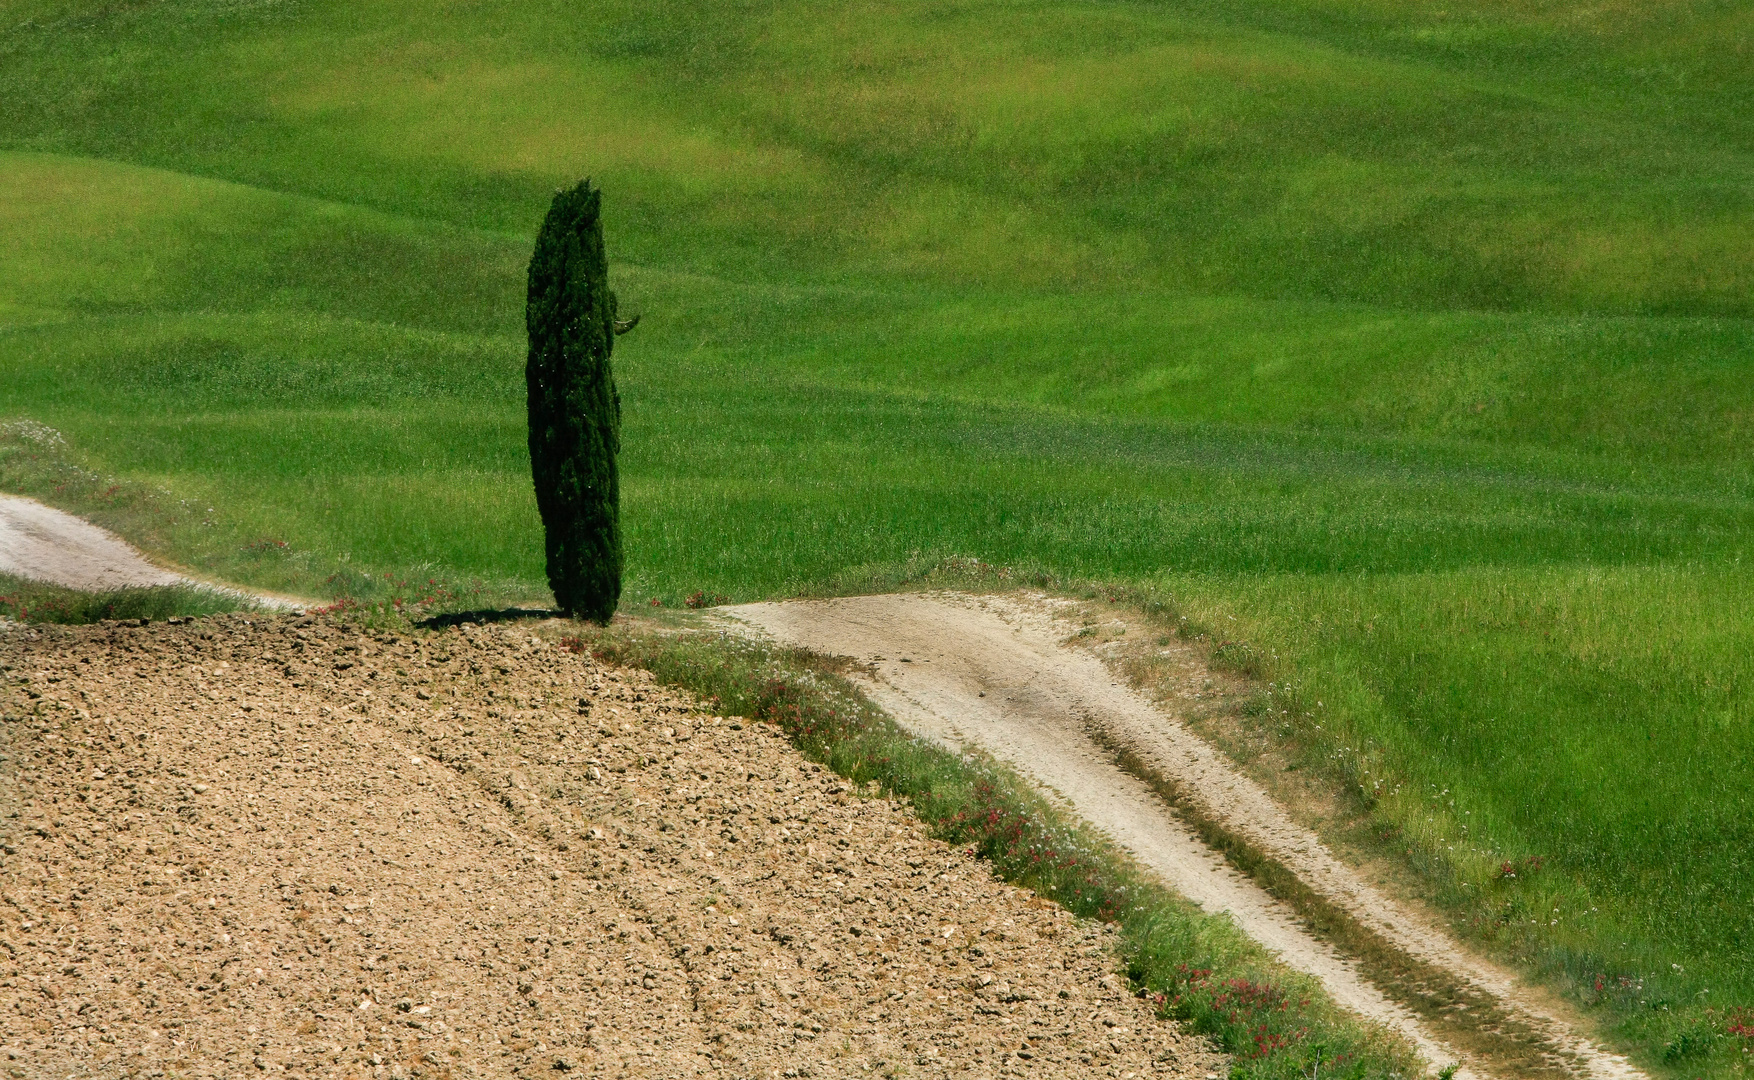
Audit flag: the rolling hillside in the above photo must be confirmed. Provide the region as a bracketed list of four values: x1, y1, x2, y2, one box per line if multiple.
[2, 0, 1750, 1073]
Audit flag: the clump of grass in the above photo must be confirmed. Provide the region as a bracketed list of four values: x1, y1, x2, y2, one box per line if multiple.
[577, 623, 1419, 1080]
[0, 573, 249, 625]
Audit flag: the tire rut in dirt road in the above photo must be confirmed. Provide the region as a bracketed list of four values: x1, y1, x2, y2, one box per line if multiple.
[0, 614, 1224, 1080]
[719, 592, 1646, 1080]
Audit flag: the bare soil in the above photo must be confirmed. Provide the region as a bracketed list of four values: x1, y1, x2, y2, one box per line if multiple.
[0, 613, 1224, 1080]
[720, 592, 1644, 1080]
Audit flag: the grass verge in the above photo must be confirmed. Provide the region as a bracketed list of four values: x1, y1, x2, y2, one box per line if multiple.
[0, 418, 535, 619]
[1080, 577, 1754, 1078]
[0, 572, 250, 625]
[571, 618, 1423, 1080]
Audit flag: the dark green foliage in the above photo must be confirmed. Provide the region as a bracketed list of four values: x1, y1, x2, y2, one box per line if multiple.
[526, 181, 622, 622]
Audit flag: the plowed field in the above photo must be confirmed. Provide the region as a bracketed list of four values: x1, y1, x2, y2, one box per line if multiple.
[0, 614, 1222, 1080]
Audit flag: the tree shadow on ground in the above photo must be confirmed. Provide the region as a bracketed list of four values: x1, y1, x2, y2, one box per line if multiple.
[415, 607, 563, 629]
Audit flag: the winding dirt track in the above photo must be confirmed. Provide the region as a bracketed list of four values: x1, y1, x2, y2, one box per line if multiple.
[0, 494, 187, 592]
[720, 592, 1645, 1080]
[0, 493, 300, 608]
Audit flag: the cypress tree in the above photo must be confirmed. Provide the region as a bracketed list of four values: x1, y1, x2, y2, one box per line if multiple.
[526, 180, 634, 622]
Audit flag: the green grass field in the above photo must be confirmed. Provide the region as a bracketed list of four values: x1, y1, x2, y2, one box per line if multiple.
[2, 0, 1750, 1072]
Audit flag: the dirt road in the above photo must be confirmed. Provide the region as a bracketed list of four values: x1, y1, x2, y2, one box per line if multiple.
[0, 614, 1224, 1080]
[720, 592, 1645, 1080]
[0, 493, 300, 609]
[0, 494, 187, 591]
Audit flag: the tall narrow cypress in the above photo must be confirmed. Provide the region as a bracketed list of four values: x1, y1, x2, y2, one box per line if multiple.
[526, 181, 628, 622]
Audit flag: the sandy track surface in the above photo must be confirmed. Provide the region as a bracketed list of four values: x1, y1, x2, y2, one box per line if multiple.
[0, 614, 1224, 1080]
[720, 593, 1644, 1080]
[0, 494, 301, 610]
[0, 495, 186, 592]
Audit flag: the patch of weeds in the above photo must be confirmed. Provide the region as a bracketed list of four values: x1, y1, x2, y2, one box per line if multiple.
[1664, 1017, 1720, 1065]
[0, 573, 250, 625]
[1727, 1007, 1754, 1043]
[1211, 640, 1269, 681]
[1240, 692, 1275, 719]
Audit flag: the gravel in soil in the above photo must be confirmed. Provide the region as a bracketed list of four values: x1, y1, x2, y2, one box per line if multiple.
[0, 614, 1224, 1080]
